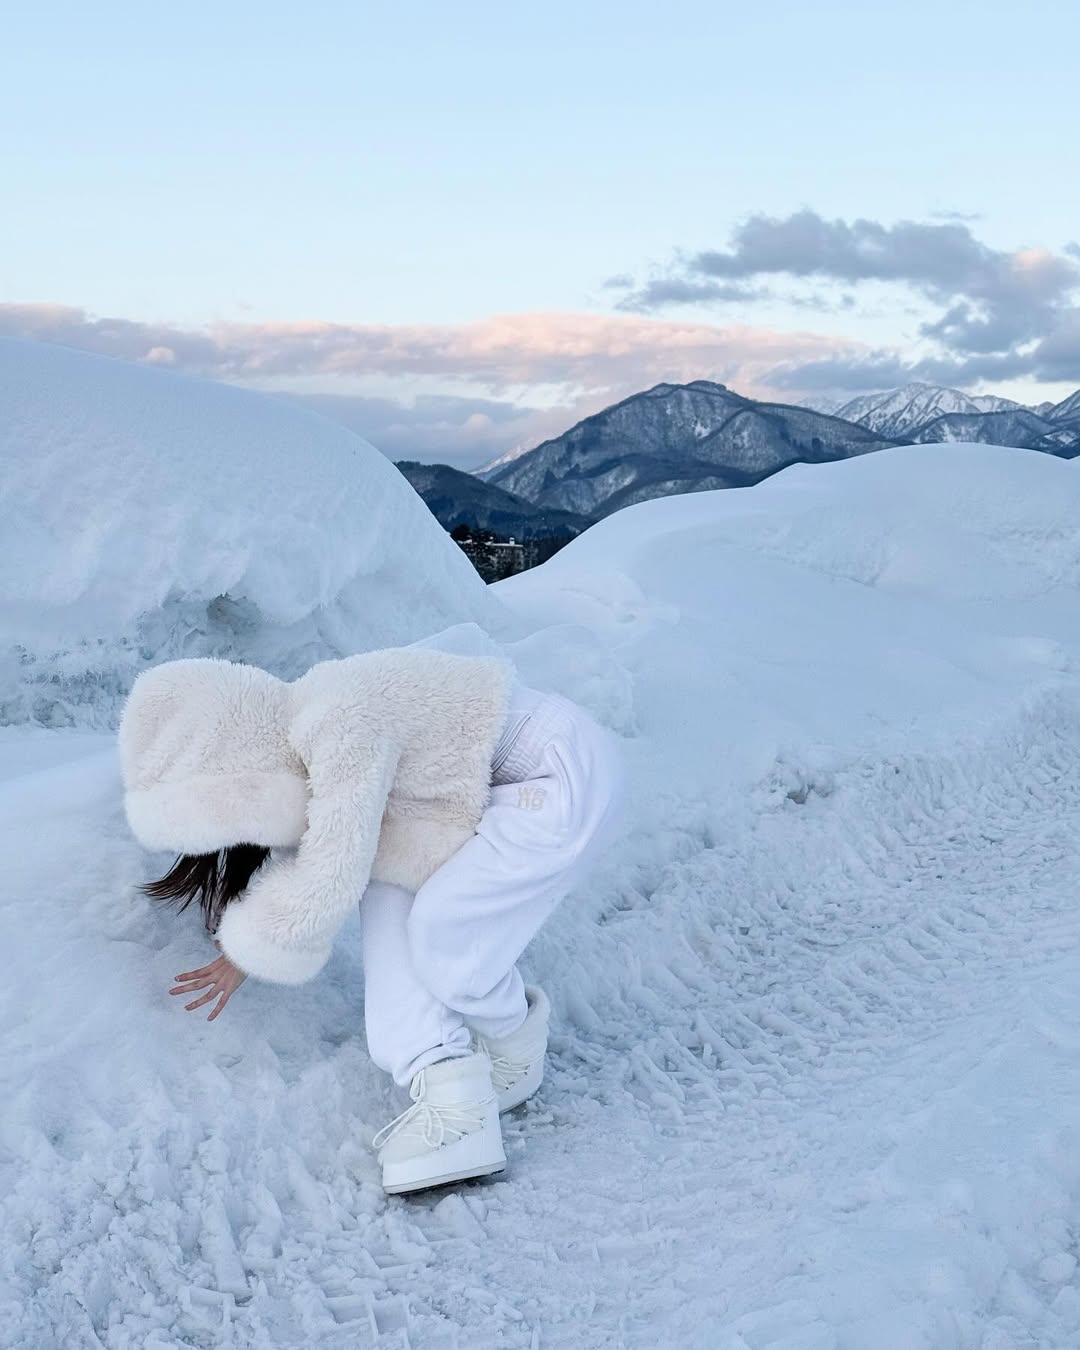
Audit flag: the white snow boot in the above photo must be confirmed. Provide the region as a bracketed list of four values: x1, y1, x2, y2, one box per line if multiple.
[475, 985, 550, 1114]
[373, 1052, 506, 1195]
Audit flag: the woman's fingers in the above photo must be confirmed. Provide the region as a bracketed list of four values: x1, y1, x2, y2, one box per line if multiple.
[169, 976, 214, 995]
[169, 954, 243, 1019]
[175, 961, 220, 982]
[184, 986, 221, 1012]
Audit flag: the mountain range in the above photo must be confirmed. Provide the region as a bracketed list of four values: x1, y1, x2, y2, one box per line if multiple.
[398, 379, 1080, 533]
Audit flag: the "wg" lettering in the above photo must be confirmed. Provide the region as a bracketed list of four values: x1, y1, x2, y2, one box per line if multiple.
[517, 785, 547, 811]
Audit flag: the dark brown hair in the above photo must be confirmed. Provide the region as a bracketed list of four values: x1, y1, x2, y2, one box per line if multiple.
[142, 845, 270, 934]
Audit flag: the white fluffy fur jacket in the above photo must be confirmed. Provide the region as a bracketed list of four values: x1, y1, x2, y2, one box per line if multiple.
[119, 647, 514, 985]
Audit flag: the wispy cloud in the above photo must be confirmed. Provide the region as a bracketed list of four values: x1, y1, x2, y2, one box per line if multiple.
[286, 391, 546, 466]
[929, 209, 985, 224]
[0, 301, 859, 395]
[617, 278, 768, 311]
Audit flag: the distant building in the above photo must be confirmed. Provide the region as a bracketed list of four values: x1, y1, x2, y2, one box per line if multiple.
[451, 525, 575, 582]
[454, 532, 525, 582]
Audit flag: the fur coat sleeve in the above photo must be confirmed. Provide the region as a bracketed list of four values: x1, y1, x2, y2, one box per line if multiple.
[215, 707, 400, 984]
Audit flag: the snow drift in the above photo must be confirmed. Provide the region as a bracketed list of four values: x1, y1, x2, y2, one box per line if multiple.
[495, 441, 1080, 784]
[7, 434, 1080, 1347]
[0, 338, 494, 727]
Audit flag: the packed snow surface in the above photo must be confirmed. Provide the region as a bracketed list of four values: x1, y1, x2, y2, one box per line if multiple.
[0, 338, 492, 726]
[6, 440, 1080, 1347]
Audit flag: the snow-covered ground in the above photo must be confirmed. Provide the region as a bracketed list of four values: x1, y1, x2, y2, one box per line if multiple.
[5, 347, 1080, 1349]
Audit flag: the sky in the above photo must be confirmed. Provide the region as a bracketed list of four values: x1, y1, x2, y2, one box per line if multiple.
[2, 0, 1079, 467]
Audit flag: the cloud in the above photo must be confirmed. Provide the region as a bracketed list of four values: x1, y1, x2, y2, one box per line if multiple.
[765, 353, 922, 395]
[678, 212, 1005, 292]
[1024, 311, 1080, 384]
[765, 344, 1060, 398]
[616, 210, 1080, 367]
[0, 303, 223, 367]
[616, 278, 767, 311]
[929, 209, 984, 224]
[0, 302, 858, 396]
[287, 391, 542, 468]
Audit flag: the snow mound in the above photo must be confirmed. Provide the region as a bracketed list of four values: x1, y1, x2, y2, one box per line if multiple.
[494, 440, 1080, 786]
[0, 339, 493, 726]
[501, 441, 1080, 605]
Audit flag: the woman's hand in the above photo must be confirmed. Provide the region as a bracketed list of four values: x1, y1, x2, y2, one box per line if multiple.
[170, 944, 247, 1021]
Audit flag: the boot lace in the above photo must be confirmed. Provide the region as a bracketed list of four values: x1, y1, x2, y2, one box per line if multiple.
[372, 1069, 495, 1153]
[481, 1022, 548, 1092]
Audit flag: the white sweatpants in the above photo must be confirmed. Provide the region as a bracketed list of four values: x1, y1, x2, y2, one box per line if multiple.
[360, 688, 626, 1085]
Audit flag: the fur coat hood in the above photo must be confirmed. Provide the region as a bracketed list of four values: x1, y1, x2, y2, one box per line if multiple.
[119, 647, 514, 985]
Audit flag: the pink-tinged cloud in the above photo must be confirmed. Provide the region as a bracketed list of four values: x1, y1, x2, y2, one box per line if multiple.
[220, 313, 862, 397]
[0, 303, 864, 402]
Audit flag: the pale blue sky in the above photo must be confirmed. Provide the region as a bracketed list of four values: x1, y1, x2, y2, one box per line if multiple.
[2, 0, 1078, 463]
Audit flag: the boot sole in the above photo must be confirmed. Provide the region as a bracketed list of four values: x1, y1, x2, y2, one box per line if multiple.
[384, 1159, 506, 1195]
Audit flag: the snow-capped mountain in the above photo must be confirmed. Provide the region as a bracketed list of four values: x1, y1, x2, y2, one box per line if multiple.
[832, 382, 1022, 437]
[1050, 389, 1080, 426]
[908, 408, 1080, 455]
[480, 380, 901, 518]
[474, 441, 534, 476]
